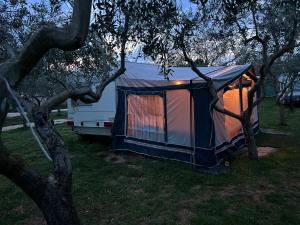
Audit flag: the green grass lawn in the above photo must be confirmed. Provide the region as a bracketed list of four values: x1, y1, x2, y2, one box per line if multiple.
[4, 111, 67, 127]
[0, 98, 299, 225]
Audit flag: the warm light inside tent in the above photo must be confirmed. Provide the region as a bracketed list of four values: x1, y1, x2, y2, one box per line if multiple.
[223, 88, 248, 139]
[175, 80, 184, 85]
[243, 73, 252, 80]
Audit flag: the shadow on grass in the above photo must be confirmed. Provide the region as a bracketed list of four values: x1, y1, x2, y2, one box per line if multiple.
[256, 132, 300, 149]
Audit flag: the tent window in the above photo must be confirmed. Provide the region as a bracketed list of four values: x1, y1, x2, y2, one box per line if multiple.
[127, 95, 164, 142]
[166, 90, 193, 146]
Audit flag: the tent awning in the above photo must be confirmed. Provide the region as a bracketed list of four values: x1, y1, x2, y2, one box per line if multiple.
[116, 62, 254, 90]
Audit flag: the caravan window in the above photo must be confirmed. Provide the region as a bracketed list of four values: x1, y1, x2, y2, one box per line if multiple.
[127, 95, 164, 142]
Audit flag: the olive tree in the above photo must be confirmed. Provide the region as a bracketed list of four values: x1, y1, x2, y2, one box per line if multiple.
[141, 0, 300, 160]
[222, 0, 300, 126]
[0, 1, 93, 224]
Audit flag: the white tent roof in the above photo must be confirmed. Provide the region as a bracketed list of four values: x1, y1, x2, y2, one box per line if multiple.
[116, 62, 253, 89]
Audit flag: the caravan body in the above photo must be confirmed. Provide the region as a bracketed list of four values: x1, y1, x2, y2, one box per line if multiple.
[67, 82, 116, 136]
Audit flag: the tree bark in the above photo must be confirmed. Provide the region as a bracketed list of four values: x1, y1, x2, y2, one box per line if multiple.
[241, 117, 258, 160]
[271, 72, 287, 126]
[40, 187, 80, 225]
[0, 140, 80, 225]
[0, 1, 92, 224]
[278, 103, 286, 126]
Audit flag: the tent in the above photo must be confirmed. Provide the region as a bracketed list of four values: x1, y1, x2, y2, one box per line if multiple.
[112, 62, 259, 169]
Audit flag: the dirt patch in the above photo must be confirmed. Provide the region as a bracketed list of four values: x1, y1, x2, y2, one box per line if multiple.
[12, 204, 24, 214]
[134, 188, 145, 194]
[190, 185, 202, 192]
[258, 146, 278, 157]
[128, 164, 143, 171]
[23, 216, 46, 225]
[179, 192, 212, 210]
[104, 153, 126, 164]
[260, 128, 291, 136]
[169, 192, 213, 225]
[137, 217, 153, 225]
[217, 185, 236, 198]
[217, 180, 276, 203]
[177, 209, 193, 225]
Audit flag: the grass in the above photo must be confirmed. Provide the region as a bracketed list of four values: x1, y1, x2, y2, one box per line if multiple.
[0, 98, 299, 225]
[4, 111, 67, 127]
[259, 98, 300, 136]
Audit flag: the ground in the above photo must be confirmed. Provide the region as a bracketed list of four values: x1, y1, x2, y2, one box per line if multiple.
[0, 98, 299, 225]
[4, 111, 67, 127]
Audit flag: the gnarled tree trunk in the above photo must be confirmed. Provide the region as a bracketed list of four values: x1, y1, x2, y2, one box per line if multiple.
[241, 116, 258, 160]
[0, 1, 92, 224]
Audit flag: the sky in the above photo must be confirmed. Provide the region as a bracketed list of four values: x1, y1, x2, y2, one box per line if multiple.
[24, 0, 198, 63]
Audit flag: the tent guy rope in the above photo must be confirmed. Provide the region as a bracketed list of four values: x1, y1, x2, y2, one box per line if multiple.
[0, 76, 52, 161]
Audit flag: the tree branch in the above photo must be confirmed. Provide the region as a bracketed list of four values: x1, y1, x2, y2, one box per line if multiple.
[0, 139, 47, 206]
[40, 9, 130, 112]
[267, 17, 298, 69]
[31, 109, 73, 192]
[1, 0, 92, 87]
[179, 31, 242, 121]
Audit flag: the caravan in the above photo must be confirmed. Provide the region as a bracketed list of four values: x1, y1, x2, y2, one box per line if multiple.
[67, 81, 117, 136]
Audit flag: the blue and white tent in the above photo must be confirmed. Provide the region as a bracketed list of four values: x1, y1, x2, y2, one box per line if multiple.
[112, 62, 259, 169]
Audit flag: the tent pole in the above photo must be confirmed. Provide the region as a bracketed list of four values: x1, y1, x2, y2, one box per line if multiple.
[163, 91, 168, 143]
[190, 80, 195, 165]
[239, 77, 244, 114]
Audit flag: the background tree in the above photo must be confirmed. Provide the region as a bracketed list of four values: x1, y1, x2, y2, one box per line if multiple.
[222, 0, 300, 126]
[141, 0, 300, 160]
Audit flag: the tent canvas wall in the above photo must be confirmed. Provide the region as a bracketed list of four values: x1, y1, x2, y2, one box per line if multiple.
[112, 62, 259, 169]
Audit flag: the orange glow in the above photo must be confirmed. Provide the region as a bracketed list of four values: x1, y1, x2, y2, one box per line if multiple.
[243, 73, 252, 81]
[175, 80, 183, 85]
[223, 88, 248, 139]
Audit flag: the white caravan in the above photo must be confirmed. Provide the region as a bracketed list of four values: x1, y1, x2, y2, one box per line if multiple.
[67, 82, 116, 136]
[278, 74, 300, 104]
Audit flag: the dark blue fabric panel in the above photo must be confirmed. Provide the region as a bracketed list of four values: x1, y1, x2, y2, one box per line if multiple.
[124, 90, 163, 96]
[193, 88, 213, 148]
[194, 148, 217, 167]
[190, 88, 217, 166]
[113, 135, 127, 150]
[126, 137, 193, 150]
[118, 83, 206, 92]
[122, 142, 192, 163]
[112, 91, 126, 150]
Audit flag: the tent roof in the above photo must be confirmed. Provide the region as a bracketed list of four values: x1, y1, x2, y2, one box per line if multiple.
[116, 62, 253, 89]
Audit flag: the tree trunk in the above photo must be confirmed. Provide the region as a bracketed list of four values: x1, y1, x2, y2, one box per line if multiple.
[0, 1, 92, 224]
[271, 73, 287, 126]
[40, 187, 80, 225]
[57, 108, 61, 116]
[22, 116, 28, 128]
[0, 140, 81, 225]
[242, 118, 258, 160]
[278, 103, 286, 126]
